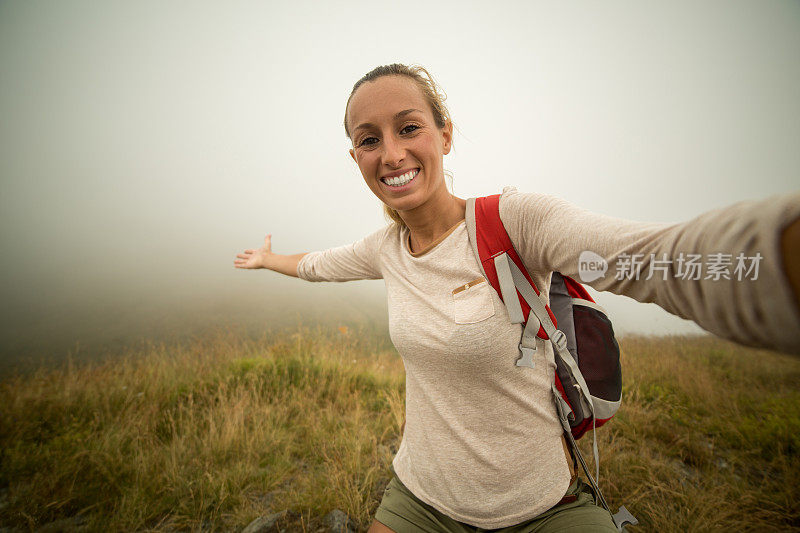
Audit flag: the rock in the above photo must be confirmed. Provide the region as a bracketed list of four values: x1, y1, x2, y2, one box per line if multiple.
[669, 459, 699, 484]
[324, 509, 356, 533]
[242, 510, 288, 533]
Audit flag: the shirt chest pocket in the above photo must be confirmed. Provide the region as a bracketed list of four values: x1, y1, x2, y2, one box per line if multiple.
[451, 277, 496, 324]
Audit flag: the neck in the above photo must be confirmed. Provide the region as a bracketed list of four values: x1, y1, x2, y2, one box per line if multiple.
[399, 185, 467, 252]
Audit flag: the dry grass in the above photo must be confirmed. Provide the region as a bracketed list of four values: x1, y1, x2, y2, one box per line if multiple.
[0, 327, 798, 532]
[580, 335, 800, 532]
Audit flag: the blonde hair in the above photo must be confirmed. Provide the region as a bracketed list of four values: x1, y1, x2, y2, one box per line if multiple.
[344, 63, 454, 228]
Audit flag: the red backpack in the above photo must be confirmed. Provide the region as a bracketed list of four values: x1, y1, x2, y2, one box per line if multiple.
[465, 193, 637, 530]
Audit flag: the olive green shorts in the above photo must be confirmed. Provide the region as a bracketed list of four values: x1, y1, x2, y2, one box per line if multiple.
[374, 474, 618, 533]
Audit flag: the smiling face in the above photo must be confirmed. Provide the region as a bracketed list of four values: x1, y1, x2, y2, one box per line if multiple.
[346, 75, 452, 215]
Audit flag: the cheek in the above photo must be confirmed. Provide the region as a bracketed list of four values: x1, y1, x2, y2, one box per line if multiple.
[414, 136, 439, 159]
[355, 148, 374, 164]
[356, 157, 378, 184]
[357, 155, 375, 175]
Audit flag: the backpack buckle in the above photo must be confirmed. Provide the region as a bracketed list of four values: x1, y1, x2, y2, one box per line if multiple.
[551, 329, 568, 353]
[612, 505, 639, 530]
[516, 344, 536, 369]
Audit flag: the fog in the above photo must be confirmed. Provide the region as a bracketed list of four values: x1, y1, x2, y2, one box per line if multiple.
[1, 1, 799, 370]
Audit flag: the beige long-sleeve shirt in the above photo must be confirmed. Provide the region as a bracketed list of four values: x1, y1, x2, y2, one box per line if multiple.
[296, 186, 800, 528]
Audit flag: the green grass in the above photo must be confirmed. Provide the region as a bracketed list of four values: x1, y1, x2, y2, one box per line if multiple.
[1, 327, 798, 532]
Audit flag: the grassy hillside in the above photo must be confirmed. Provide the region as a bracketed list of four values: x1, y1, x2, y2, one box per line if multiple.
[1, 325, 798, 532]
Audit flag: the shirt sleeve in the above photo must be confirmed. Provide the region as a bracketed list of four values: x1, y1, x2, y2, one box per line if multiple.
[499, 186, 800, 354]
[295, 224, 390, 282]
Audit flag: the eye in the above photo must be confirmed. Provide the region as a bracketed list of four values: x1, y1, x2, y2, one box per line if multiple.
[401, 124, 419, 134]
[358, 136, 378, 147]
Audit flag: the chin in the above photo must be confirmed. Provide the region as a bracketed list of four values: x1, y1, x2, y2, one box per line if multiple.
[384, 195, 426, 213]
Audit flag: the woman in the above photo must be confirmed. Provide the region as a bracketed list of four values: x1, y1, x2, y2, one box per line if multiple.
[235, 64, 800, 532]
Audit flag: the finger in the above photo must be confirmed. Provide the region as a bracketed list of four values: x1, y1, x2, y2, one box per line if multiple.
[236, 252, 251, 258]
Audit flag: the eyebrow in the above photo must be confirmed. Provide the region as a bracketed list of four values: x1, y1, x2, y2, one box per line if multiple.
[353, 108, 423, 133]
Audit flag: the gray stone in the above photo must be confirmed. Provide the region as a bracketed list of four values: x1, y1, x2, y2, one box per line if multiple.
[324, 509, 356, 533]
[669, 459, 699, 485]
[242, 510, 288, 533]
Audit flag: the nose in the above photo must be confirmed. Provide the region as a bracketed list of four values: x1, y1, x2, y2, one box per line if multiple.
[381, 135, 405, 168]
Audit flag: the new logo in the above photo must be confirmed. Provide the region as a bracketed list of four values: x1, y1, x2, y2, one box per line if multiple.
[578, 251, 608, 282]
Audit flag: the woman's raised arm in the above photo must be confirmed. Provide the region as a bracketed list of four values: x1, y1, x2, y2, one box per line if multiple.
[782, 216, 800, 303]
[499, 188, 800, 354]
[233, 234, 308, 278]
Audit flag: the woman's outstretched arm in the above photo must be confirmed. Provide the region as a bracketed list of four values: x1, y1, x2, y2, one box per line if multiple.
[233, 234, 308, 278]
[782, 216, 800, 304]
[499, 187, 800, 354]
[293, 226, 390, 282]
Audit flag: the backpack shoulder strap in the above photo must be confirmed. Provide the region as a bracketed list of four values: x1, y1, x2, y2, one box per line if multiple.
[465, 194, 557, 340]
[464, 197, 485, 278]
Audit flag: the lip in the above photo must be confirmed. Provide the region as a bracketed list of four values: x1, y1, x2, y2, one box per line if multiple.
[379, 168, 419, 192]
[381, 167, 420, 180]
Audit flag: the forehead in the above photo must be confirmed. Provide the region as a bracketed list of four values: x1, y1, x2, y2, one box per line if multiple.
[347, 76, 431, 129]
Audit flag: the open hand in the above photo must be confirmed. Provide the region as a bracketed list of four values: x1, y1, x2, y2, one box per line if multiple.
[234, 234, 273, 269]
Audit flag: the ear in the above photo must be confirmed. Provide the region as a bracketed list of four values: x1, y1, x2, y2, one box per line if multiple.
[349, 148, 356, 163]
[441, 121, 453, 155]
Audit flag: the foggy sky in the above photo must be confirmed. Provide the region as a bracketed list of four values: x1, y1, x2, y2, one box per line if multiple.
[1, 1, 799, 366]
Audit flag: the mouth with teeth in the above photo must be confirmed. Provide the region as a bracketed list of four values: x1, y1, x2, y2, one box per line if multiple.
[380, 169, 419, 188]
